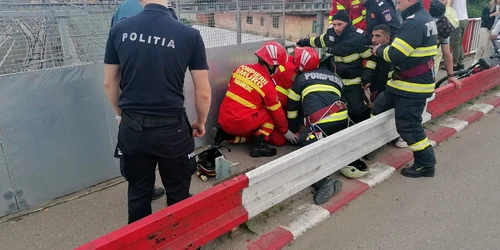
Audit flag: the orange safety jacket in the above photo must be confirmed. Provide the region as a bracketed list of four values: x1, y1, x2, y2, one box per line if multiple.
[329, 0, 367, 31]
[219, 63, 288, 134]
[272, 56, 297, 110]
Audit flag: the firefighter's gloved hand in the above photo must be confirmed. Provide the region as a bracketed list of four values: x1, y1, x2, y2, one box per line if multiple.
[296, 39, 309, 47]
[285, 130, 299, 145]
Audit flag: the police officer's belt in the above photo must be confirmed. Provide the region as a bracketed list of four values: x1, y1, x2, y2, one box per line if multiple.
[122, 111, 184, 132]
[306, 101, 348, 126]
[393, 59, 434, 80]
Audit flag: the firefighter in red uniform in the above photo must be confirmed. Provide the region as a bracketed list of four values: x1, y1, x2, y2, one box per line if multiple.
[273, 54, 297, 112]
[329, 0, 367, 31]
[212, 41, 289, 157]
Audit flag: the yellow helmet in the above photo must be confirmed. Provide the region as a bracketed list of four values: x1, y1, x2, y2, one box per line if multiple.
[340, 159, 369, 179]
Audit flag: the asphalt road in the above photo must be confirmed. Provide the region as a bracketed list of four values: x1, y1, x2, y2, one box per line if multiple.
[286, 107, 500, 250]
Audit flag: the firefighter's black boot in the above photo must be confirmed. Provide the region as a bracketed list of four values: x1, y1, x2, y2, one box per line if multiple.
[250, 135, 277, 157]
[401, 164, 435, 178]
[210, 127, 231, 146]
[312, 177, 342, 205]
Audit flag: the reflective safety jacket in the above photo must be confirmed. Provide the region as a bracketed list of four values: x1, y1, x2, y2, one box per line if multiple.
[272, 56, 297, 110]
[330, 0, 367, 31]
[286, 68, 348, 133]
[375, 1, 438, 98]
[297, 24, 376, 89]
[363, 0, 401, 38]
[219, 63, 288, 133]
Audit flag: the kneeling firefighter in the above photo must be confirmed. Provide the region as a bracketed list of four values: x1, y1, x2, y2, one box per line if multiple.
[284, 47, 368, 205]
[213, 41, 289, 157]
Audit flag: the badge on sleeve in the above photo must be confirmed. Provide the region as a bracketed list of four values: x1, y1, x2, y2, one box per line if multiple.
[382, 9, 392, 22]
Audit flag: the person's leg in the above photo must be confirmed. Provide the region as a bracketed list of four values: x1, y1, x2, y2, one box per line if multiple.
[434, 45, 443, 75]
[450, 21, 464, 67]
[120, 155, 157, 224]
[394, 96, 437, 178]
[158, 154, 196, 206]
[457, 19, 469, 67]
[370, 90, 395, 116]
[343, 86, 369, 123]
[474, 28, 490, 63]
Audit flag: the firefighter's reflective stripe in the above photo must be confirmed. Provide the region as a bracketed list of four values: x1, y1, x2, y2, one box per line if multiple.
[262, 122, 274, 130]
[411, 45, 438, 57]
[310, 34, 327, 48]
[232, 73, 266, 97]
[388, 70, 394, 78]
[343, 77, 362, 86]
[361, 9, 366, 15]
[360, 49, 372, 58]
[388, 79, 435, 93]
[234, 136, 247, 143]
[287, 110, 298, 119]
[409, 137, 431, 152]
[226, 91, 257, 109]
[279, 65, 286, 72]
[391, 38, 414, 56]
[337, 3, 346, 10]
[335, 53, 360, 63]
[365, 60, 377, 69]
[302, 84, 342, 99]
[370, 113, 375, 117]
[288, 89, 301, 101]
[266, 102, 282, 111]
[383, 47, 391, 62]
[276, 85, 288, 96]
[352, 15, 364, 25]
[257, 129, 271, 136]
[315, 110, 349, 124]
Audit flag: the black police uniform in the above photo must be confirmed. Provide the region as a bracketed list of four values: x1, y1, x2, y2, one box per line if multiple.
[104, 4, 209, 224]
[286, 68, 348, 146]
[297, 14, 375, 124]
[363, 0, 401, 39]
[371, 1, 438, 177]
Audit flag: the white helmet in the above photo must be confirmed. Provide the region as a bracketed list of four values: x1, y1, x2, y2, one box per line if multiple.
[340, 159, 369, 179]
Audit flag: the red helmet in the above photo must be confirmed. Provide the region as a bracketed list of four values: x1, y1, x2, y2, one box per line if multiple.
[255, 41, 287, 66]
[293, 47, 320, 72]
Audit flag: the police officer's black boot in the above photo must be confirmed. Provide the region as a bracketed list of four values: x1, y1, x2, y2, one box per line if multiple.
[312, 177, 342, 205]
[250, 135, 277, 157]
[401, 164, 435, 178]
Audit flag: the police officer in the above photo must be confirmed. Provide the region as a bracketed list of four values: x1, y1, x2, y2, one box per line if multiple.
[370, 0, 437, 178]
[110, 0, 176, 202]
[104, 0, 211, 224]
[362, 0, 401, 39]
[296, 11, 375, 124]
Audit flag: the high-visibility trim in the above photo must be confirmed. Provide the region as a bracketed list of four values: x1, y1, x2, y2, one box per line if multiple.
[234, 136, 247, 143]
[388, 79, 435, 93]
[336, 3, 346, 10]
[232, 73, 265, 97]
[287, 110, 298, 119]
[388, 70, 394, 78]
[226, 91, 257, 109]
[409, 137, 431, 152]
[329, 16, 333, 21]
[410, 45, 438, 57]
[315, 110, 349, 124]
[279, 65, 285, 72]
[352, 0, 361, 4]
[257, 129, 270, 136]
[266, 102, 281, 111]
[310, 37, 316, 48]
[383, 46, 391, 62]
[288, 89, 301, 101]
[262, 122, 274, 130]
[335, 53, 361, 63]
[361, 9, 366, 15]
[352, 15, 364, 25]
[360, 49, 372, 58]
[276, 85, 288, 96]
[391, 38, 414, 57]
[319, 34, 326, 48]
[302, 84, 342, 99]
[365, 60, 377, 69]
[343, 77, 362, 86]
[370, 113, 375, 117]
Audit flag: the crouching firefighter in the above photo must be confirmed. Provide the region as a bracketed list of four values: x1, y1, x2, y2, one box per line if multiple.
[284, 47, 368, 205]
[273, 53, 298, 112]
[213, 41, 289, 157]
[296, 10, 376, 124]
[371, 0, 438, 178]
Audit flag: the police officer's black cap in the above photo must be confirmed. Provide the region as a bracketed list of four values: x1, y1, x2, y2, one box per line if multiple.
[429, 0, 446, 18]
[331, 10, 350, 23]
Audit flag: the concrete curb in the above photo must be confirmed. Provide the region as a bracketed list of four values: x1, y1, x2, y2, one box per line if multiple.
[246, 93, 500, 250]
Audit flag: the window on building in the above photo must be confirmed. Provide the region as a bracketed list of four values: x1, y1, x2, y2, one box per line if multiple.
[272, 16, 279, 29]
[312, 20, 317, 33]
[260, 16, 264, 26]
[246, 16, 253, 24]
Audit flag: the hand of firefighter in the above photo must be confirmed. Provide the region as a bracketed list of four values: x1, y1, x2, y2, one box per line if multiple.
[448, 76, 463, 90]
[285, 130, 299, 145]
[296, 38, 309, 47]
[371, 44, 381, 56]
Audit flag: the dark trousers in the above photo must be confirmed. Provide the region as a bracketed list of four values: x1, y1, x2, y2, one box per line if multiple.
[344, 86, 370, 124]
[118, 111, 196, 224]
[371, 91, 436, 166]
[299, 119, 348, 147]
